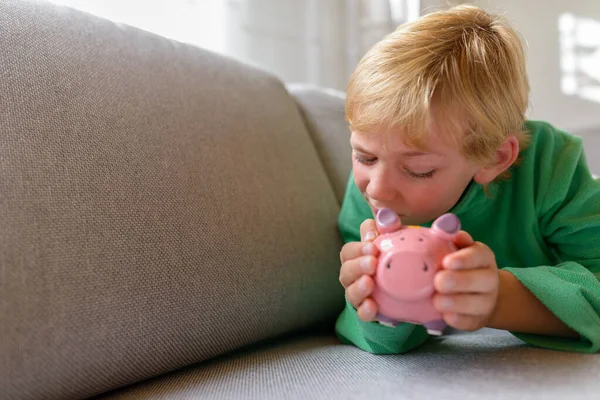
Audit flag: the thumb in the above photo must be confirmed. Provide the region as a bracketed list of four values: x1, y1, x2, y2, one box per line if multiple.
[453, 230, 474, 249]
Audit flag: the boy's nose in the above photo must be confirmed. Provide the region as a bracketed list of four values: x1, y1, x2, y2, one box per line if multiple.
[366, 174, 397, 202]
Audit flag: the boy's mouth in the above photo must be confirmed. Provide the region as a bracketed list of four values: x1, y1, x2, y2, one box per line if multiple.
[371, 206, 404, 219]
[364, 195, 404, 219]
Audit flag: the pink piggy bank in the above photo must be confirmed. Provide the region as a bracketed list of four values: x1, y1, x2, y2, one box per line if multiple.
[372, 208, 461, 336]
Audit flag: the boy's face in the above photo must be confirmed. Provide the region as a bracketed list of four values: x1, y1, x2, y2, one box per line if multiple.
[350, 124, 483, 227]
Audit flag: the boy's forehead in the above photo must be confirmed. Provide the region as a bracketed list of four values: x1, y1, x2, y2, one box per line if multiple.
[350, 101, 468, 156]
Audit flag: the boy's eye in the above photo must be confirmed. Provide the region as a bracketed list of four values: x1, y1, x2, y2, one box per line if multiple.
[353, 154, 376, 165]
[405, 169, 435, 179]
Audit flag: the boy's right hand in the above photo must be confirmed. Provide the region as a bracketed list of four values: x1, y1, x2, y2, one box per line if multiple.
[339, 219, 380, 322]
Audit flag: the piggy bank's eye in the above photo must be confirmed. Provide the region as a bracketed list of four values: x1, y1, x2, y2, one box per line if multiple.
[386, 261, 391, 269]
[423, 263, 428, 271]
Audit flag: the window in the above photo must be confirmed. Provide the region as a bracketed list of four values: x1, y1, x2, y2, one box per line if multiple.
[559, 12, 600, 104]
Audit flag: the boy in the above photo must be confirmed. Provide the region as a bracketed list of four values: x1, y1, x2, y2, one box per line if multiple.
[336, 4, 600, 354]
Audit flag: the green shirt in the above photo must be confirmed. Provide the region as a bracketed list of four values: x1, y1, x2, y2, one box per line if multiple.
[335, 120, 600, 354]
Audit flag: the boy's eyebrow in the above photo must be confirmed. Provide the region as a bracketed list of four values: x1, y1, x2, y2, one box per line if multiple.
[350, 142, 373, 154]
[351, 141, 440, 157]
[400, 150, 436, 157]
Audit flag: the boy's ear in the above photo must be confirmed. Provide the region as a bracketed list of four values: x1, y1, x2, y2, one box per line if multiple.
[473, 135, 519, 184]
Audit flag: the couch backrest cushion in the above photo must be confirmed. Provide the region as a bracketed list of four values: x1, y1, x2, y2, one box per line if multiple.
[287, 84, 353, 205]
[0, 1, 344, 399]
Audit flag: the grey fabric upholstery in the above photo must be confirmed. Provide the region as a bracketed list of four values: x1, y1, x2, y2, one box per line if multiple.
[575, 127, 600, 177]
[287, 84, 352, 205]
[3, 1, 600, 400]
[96, 329, 600, 400]
[0, 1, 344, 399]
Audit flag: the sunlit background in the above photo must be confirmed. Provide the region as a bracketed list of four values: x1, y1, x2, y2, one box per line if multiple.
[559, 12, 600, 104]
[44, 0, 600, 171]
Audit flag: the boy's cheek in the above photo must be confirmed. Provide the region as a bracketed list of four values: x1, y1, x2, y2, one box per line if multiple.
[351, 163, 367, 189]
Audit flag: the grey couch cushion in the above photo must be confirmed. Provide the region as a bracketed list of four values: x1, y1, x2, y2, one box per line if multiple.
[95, 329, 600, 399]
[575, 127, 600, 178]
[287, 84, 352, 205]
[0, 1, 344, 399]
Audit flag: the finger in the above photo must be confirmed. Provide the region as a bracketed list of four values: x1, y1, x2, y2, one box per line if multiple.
[433, 293, 496, 316]
[346, 275, 374, 308]
[339, 241, 379, 264]
[357, 297, 378, 322]
[340, 241, 363, 264]
[443, 241, 495, 270]
[453, 230, 474, 249]
[339, 255, 377, 288]
[442, 312, 486, 332]
[434, 268, 498, 294]
[360, 218, 379, 242]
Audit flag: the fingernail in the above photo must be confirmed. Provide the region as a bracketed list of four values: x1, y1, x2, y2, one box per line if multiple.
[445, 258, 462, 269]
[362, 243, 374, 255]
[362, 301, 373, 316]
[363, 231, 375, 241]
[440, 297, 454, 310]
[443, 276, 456, 290]
[360, 257, 372, 273]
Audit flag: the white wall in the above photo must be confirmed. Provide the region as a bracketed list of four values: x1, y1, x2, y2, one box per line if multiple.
[472, 0, 600, 134]
[222, 0, 430, 92]
[47, 0, 227, 53]
[219, 1, 480, 92]
[223, 0, 348, 91]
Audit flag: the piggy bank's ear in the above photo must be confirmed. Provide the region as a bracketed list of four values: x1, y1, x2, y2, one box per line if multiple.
[431, 213, 461, 241]
[376, 208, 402, 234]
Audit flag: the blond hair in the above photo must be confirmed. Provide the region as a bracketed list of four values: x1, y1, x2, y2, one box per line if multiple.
[345, 5, 531, 173]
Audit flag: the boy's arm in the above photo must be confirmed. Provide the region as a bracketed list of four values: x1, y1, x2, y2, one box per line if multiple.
[496, 131, 600, 353]
[488, 269, 580, 338]
[334, 173, 429, 354]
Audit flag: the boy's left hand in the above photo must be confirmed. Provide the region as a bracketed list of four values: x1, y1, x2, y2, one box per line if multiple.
[433, 231, 499, 331]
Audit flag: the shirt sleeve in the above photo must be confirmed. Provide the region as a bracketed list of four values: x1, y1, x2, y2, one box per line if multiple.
[335, 298, 430, 354]
[334, 173, 430, 354]
[503, 130, 600, 353]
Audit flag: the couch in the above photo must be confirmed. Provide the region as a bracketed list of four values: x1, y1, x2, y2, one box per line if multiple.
[1, 1, 598, 399]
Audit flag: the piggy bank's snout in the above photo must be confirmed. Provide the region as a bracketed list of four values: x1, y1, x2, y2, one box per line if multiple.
[377, 251, 436, 301]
